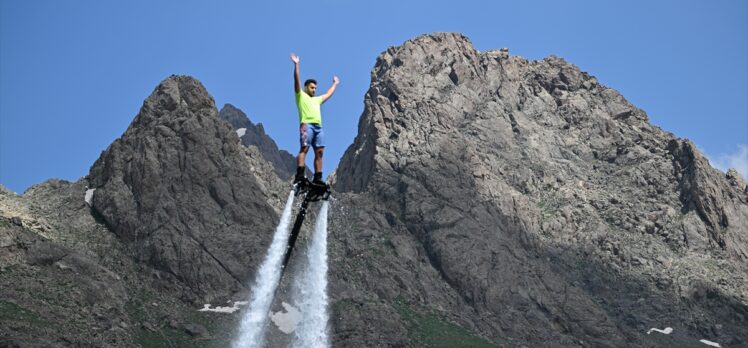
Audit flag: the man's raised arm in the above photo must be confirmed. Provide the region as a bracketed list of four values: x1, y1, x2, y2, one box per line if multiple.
[291, 52, 301, 93]
[321, 76, 340, 103]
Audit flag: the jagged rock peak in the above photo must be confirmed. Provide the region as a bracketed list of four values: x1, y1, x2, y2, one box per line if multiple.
[219, 103, 253, 130]
[127, 75, 217, 131]
[370, 32, 607, 98]
[218, 103, 299, 180]
[88, 75, 278, 302]
[336, 32, 648, 193]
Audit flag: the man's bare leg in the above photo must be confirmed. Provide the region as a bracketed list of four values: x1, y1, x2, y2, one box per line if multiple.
[295, 146, 309, 183]
[313, 147, 324, 183]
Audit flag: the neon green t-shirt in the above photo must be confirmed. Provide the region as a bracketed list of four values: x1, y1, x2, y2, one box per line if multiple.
[295, 91, 324, 125]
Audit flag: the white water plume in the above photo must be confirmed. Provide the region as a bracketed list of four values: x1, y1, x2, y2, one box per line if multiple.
[292, 201, 330, 347]
[233, 190, 296, 348]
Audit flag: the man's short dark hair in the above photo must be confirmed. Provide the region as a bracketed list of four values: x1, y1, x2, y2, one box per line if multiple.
[304, 79, 317, 87]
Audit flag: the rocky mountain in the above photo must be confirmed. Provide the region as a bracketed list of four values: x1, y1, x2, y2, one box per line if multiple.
[87, 75, 294, 303]
[1, 33, 746, 347]
[218, 103, 300, 180]
[328, 32, 748, 347]
[0, 76, 290, 347]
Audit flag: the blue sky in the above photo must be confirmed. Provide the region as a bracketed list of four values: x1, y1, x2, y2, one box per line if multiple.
[1, 0, 746, 193]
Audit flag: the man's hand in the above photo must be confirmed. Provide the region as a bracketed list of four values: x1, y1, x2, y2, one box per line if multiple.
[321, 75, 340, 103]
[291, 53, 301, 93]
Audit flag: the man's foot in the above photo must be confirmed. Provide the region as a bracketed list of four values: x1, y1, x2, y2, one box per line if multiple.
[294, 167, 306, 184]
[294, 174, 306, 185]
[312, 172, 325, 186]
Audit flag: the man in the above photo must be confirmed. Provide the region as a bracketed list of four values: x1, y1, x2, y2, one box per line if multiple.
[291, 52, 339, 186]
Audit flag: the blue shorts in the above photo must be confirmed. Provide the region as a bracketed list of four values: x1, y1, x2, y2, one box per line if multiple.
[300, 123, 325, 149]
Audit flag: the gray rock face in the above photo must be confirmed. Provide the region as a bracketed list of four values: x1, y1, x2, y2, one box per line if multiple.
[219, 103, 300, 180]
[0, 217, 130, 347]
[0, 180, 134, 347]
[668, 139, 748, 258]
[1, 177, 268, 347]
[88, 76, 279, 303]
[330, 33, 748, 347]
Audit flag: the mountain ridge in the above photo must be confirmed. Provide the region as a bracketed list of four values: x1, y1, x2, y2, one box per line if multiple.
[218, 103, 300, 180]
[328, 32, 747, 346]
